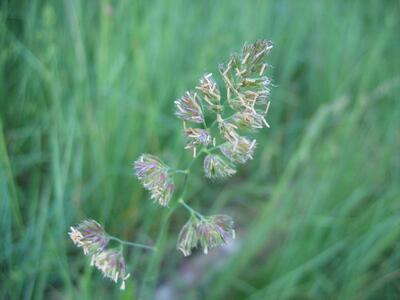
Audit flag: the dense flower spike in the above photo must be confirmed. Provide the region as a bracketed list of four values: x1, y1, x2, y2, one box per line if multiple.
[219, 40, 272, 124]
[175, 91, 205, 123]
[220, 137, 257, 164]
[91, 249, 131, 290]
[204, 154, 236, 179]
[69, 220, 109, 255]
[177, 217, 198, 256]
[134, 154, 174, 206]
[196, 73, 222, 112]
[184, 127, 212, 157]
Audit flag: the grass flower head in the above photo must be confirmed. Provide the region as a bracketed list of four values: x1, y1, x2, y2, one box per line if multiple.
[221, 137, 256, 164]
[134, 154, 174, 206]
[69, 220, 109, 255]
[175, 91, 205, 123]
[196, 73, 222, 112]
[203, 154, 236, 179]
[184, 127, 212, 157]
[177, 217, 198, 257]
[197, 215, 235, 254]
[91, 249, 130, 290]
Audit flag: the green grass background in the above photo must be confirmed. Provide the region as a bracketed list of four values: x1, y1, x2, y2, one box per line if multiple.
[1, 0, 399, 299]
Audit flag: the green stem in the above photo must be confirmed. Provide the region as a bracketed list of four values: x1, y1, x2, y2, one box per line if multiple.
[179, 198, 204, 219]
[108, 236, 156, 251]
[169, 169, 189, 175]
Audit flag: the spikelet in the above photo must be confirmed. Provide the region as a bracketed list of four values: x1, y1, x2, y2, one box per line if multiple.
[203, 154, 236, 179]
[91, 249, 131, 290]
[177, 215, 235, 256]
[184, 127, 212, 157]
[232, 106, 270, 130]
[134, 154, 174, 206]
[219, 40, 273, 130]
[196, 73, 222, 113]
[69, 220, 109, 255]
[217, 114, 240, 143]
[220, 137, 257, 164]
[177, 217, 198, 256]
[175, 91, 205, 123]
[197, 215, 235, 254]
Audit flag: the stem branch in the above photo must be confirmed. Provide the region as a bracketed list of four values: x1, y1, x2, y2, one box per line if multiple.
[179, 198, 204, 219]
[108, 236, 156, 251]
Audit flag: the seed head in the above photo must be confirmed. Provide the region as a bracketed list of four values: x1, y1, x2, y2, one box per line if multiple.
[134, 154, 174, 206]
[221, 137, 256, 164]
[69, 220, 109, 255]
[175, 91, 204, 123]
[91, 249, 131, 290]
[184, 127, 212, 157]
[177, 217, 198, 257]
[204, 154, 236, 179]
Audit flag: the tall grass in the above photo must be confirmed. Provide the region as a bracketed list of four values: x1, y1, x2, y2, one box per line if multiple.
[1, 0, 399, 299]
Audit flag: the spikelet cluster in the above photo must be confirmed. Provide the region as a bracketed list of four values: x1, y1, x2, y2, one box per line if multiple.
[174, 92, 205, 123]
[177, 215, 235, 256]
[196, 73, 222, 113]
[221, 137, 257, 164]
[203, 154, 236, 179]
[174, 40, 273, 178]
[69, 220, 130, 290]
[184, 127, 212, 157]
[134, 154, 174, 206]
[220, 40, 272, 114]
[91, 249, 130, 290]
[69, 219, 109, 255]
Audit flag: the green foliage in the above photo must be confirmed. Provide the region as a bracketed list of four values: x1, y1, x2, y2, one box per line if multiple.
[1, 0, 399, 299]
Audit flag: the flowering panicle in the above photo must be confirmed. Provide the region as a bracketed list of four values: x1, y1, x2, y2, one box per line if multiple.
[184, 127, 212, 157]
[221, 137, 256, 164]
[69, 220, 109, 255]
[69, 41, 273, 292]
[174, 41, 272, 256]
[134, 154, 174, 206]
[175, 91, 205, 123]
[204, 154, 236, 179]
[177, 215, 235, 256]
[135, 40, 272, 258]
[91, 249, 130, 290]
[218, 40, 272, 127]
